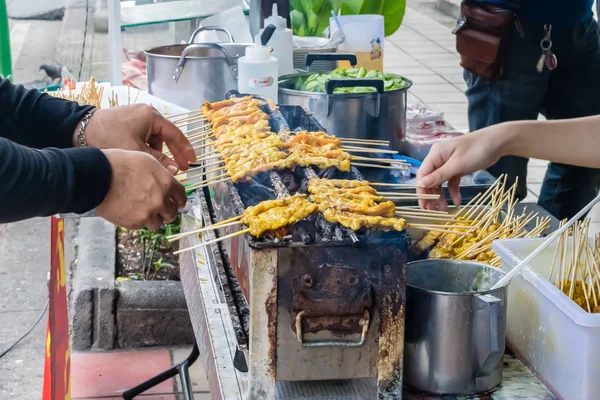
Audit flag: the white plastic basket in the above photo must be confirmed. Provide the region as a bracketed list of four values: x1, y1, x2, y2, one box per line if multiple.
[493, 237, 600, 400]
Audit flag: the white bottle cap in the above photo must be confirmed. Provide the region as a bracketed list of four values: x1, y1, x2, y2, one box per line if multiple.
[264, 4, 286, 30]
[245, 34, 271, 61]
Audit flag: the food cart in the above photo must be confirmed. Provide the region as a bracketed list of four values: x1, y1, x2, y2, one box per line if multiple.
[74, 7, 589, 394]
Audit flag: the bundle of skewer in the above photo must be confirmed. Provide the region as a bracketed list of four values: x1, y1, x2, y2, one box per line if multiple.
[411, 175, 552, 267]
[166, 96, 416, 191]
[45, 76, 140, 109]
[547, 218, 600, 313]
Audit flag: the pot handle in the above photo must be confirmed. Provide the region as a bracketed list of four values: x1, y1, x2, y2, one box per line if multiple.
[305, 53, 357, 68]
[188, 25, 234, 44]
[474, 293, 505, 391]
[325, 78, 384, 118]
[172, 43, 235, 83]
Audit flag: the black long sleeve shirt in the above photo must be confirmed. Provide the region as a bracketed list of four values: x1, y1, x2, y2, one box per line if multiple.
[0, 79, 112, 223]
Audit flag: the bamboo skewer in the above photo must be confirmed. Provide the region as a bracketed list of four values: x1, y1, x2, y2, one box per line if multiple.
[384, 194, 440, 200]
[342, 146, 399, 154]
[410, 226, 473, 236]
[167, 220, 242, 242]
[409, 223, 476, 230]
[395, 206, 448, 215]
[399, 214, 457, 222]
[351, 155, 409, 165]
[174, 114, 207, 126]
[352, 162, 408, 170]
[336, 137, 390, 144]
[371, 182, 420, 188]
[397, 212, 455, 220]
[166, 108, 202, 120]
[174, 228, 251, 255]
[185, 176, 231, 191]
[180, 166, 227, 182]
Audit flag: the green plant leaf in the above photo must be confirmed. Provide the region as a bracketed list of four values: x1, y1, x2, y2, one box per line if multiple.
[340, 0, 363, 15]
[311, 0, 335, 37]
[290, 9, 308, 36]
[360, 0, 406, 36]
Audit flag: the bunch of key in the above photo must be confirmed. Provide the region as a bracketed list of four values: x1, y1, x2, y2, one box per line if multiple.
[537, 24, 558, 73]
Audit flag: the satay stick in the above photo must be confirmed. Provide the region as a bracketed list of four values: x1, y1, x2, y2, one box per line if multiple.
[174, 228, 251, 255]
[352, 162, 407, 170]
[166, 108, 203, 119]
[351, 155, 409, 165]
[409, 223, 476, 230]
[371, 182, 421, 188]
[410, 226, 473, 237]
[167, 220, 242, 242]
[186, 176, 231, 191]
[337, 137, 390, 145]
[395, 206, 448, 215]
[342, 146, 399, 154]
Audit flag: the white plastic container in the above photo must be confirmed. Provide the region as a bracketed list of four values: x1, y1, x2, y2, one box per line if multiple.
[493, 237, 600, 400]
[238, 34, 279, 101]
[329, 15, 384, 71]
[260, 4, 293, 75]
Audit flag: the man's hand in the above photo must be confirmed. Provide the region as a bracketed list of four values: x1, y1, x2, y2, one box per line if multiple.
[75, 104, 197, 174]
[416, 127, 504, 210]
[96, 149, 187, 230]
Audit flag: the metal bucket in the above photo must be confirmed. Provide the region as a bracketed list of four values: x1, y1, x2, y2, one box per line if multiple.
[278, 53, 412, 153]
[404, 260, 508, 395]
[144, 26, 251, 110]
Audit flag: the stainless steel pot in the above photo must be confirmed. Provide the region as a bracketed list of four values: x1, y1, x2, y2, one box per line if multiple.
[278, 54, 412, 152]
[145, 26, 251, 110]
[404, 260, 508, 395]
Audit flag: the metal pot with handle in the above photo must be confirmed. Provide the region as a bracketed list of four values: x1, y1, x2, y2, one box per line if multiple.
[278, 53, 412, 151]
[144, 26, 250, 110]
[404, 259, 508, 395]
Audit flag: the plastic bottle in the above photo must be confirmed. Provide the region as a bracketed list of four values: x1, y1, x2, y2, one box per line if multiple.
[260, 4, 294, 76]
[238, 34, 279, 101]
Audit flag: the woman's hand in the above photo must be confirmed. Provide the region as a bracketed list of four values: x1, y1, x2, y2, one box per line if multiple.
[96, 149, 188, 230]
[75, 104, 197, 174]
[416, 125, 507, 210]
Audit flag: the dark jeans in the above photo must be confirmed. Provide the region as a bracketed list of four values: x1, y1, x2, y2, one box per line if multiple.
[464, 18, 600, 220]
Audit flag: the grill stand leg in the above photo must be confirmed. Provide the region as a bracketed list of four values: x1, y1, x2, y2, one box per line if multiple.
[377, 262, 407, 400]
[248, 250, 278, 399]
[122, 342, 200, 400]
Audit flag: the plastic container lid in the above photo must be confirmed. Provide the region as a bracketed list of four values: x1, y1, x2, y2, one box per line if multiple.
[245, 34, 271, 62]
[264, 4, 286, 30]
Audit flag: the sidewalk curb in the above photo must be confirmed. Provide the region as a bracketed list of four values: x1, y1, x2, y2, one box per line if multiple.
[116, 280, 195, 348]
[71, 217, 116, 350]
[436, 0, 460, 18]
[71, 218, 194, 350]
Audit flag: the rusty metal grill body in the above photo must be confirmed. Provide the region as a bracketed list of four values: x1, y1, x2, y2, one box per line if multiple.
[190, 97, 411, 399]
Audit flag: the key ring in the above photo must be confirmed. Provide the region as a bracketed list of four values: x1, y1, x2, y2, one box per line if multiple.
[540, 39, 552, 51]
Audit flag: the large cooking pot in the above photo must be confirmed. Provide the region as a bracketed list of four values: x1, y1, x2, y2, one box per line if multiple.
[404, 260, 508, 395]
[278, 53, 412, 151]
[145, 26, 251, 110]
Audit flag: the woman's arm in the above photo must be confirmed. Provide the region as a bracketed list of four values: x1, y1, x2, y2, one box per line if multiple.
[0, 79, 93, 149]
[500, 116, 600, 168]
[416, 115, 600, 208]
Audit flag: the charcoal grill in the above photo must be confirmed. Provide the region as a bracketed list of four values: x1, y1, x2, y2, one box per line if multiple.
[177, 96, 418, 399]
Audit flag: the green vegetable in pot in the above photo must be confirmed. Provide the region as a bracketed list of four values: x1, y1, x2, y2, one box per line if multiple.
[294, 68, 408, 93]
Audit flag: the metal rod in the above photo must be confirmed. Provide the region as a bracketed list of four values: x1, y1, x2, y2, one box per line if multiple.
[122, 343, 200, 399]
